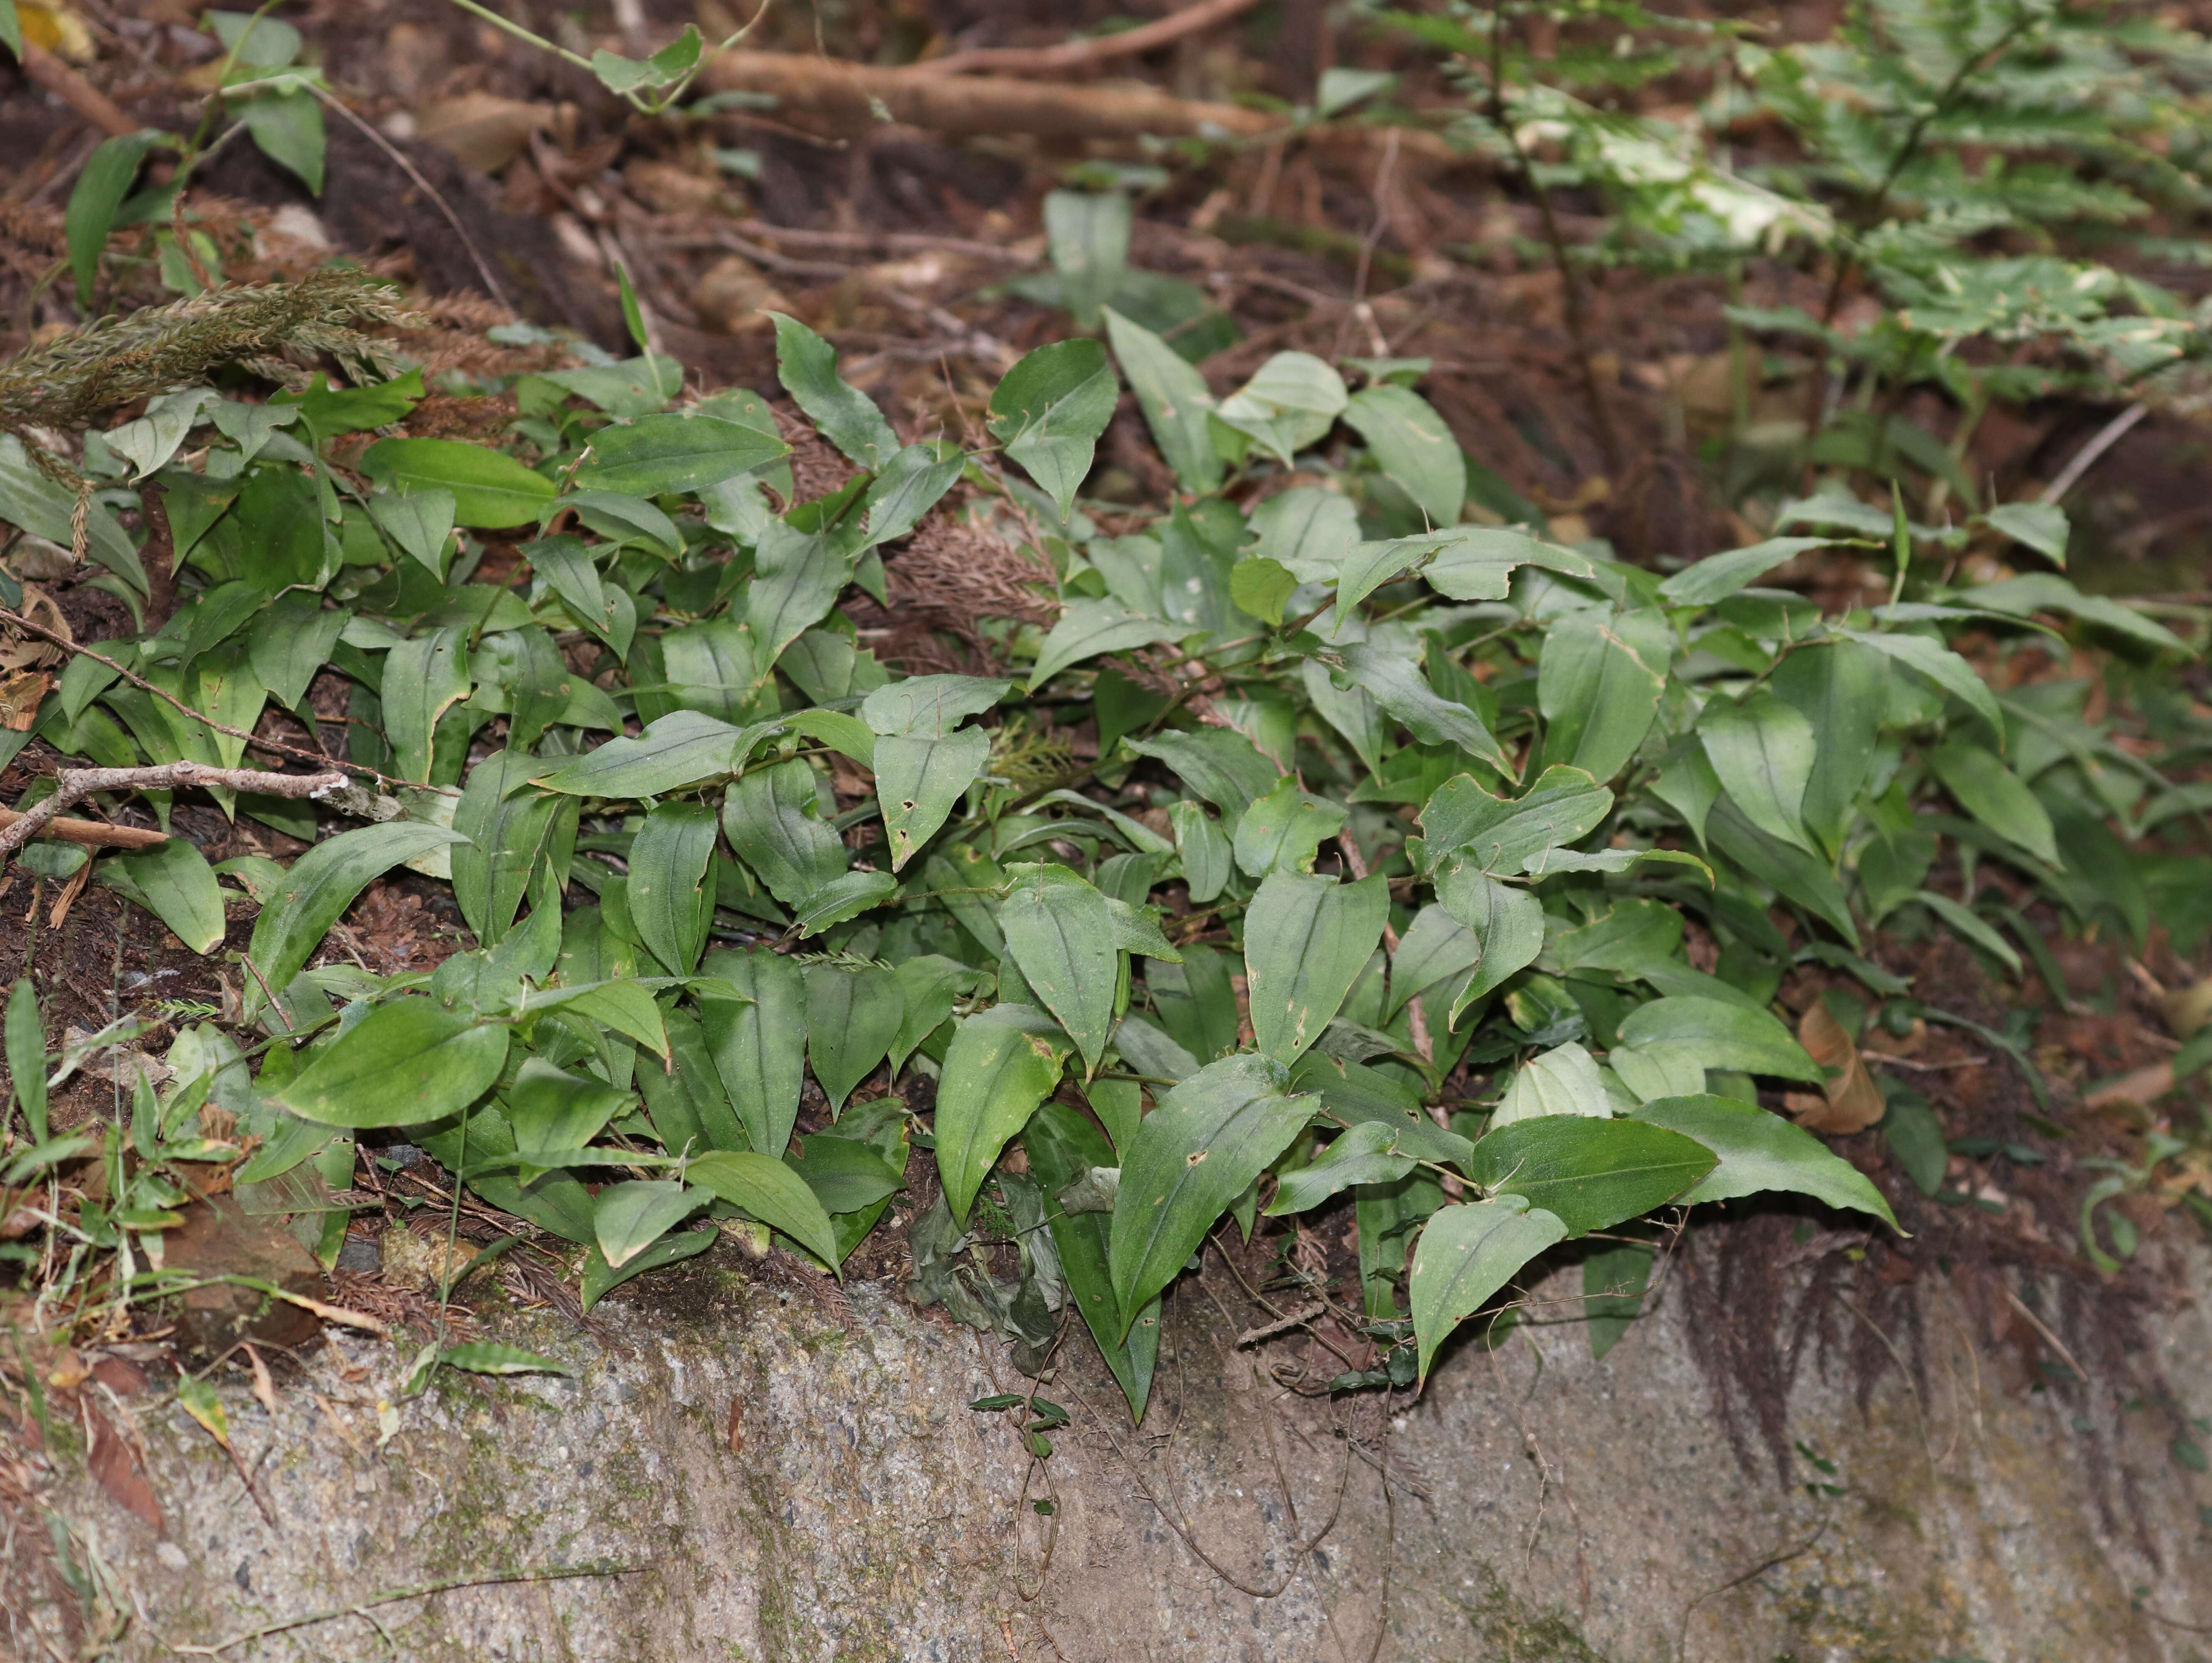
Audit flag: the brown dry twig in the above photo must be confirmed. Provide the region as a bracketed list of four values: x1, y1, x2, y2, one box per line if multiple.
[0, 762, 346, 859]
[921, 0, 1268, 76]
[0, 807, 167, 850]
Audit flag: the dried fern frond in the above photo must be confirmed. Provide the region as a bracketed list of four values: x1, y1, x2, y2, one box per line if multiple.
[0, 267, 425, 444]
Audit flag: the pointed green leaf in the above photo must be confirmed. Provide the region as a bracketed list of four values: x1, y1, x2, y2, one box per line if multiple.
[1924, 743, 2059, 868]
[244, 822, 468, 1018]
[769, 313, 898, 470]
[1024, 1100, 1159, 1421]
[723, 759, 846, 907]
[1615, 996, 1821, 1081]
[701, 947, 807, 1156]
[989, 340, 1118, 520]
[1537, 606, 1672, 783]
[276, 999, 508, 1128]
[1698, 693, 1816, 853]
[114, 836, 226, 955]
[1107, 1053, 1311, 1327]
[804, 961, 904, 1113]
[999, 865, 1118, 1074]
[934, 1003, 1072, 1227]
[573, 413, 788, 496]
[1409, 1196, 1567, 1379]
[594, 1179, 698, 1269]
[532, 710, 752, 797]
[1465, 1115, 1717, 1236]
[876, 727, 991, 872]
[1103, 306, 1222, 495]
[358, 438, 556, 528]
[1244, 870, 1389, 1065]
[1631, 1094, 1898, 1229]
[689, 1149, 843, 1268]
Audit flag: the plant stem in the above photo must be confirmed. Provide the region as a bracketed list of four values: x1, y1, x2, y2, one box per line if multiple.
[1486, 0, 1622, 478]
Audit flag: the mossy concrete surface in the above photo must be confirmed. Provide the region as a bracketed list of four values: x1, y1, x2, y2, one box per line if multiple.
[30, 1244, 2212, 1661]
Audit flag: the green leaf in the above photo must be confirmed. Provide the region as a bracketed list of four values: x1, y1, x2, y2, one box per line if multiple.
[380, 626, 471, 785]
[690, 1149, 843, 1268]
[1464, 1116, 1717, 1236]
[1244, 870, 1389, 1065]
[769, 313, 897, 470]
[1169, 800, 1232, 905]
[786, 1132, 905, 1220]
[1232, 777, 1347, 877]
[803, 962, 904, 1113]
[862, 675, 1010, 739]
[368, 489, 456, 579]
[745, 523, 849, 665]
[1023, 1101, 1158, 1421]
[1103, 306, 1222, 495]
[1437, 871, 1545, 1023]
[1028, 600, 1187, 692]
[520, 980, 671, 1060]
[1924, 743, 2059, 868]
[243, 822, 467, 1018]
[1706, 801, 1861, 949]
[1385, 904, 1479, 1021]
[1042, 189, 1131, 328]
[1108, 1053, 1311, 1328]
[580, 1224, 712, 1309]
[452, 753, 574, 947]
[1631, 1094, 1898, 1229]
[528, 535, 635, 662]
[701, 947, 807, 1157]
[238, 89, 324, 193]
[1835, 628, 2004, 744]
[1537, 606, 1673, 783]
[1421, 765, 1613, 876]
[67, 131, 160, 307]
[590, 23, 702, 92]
[1000, 866, 1118, 1075]
[503, 1058, 629, 1165]
[1, 0, 22, 59]
[789, 869, 898, 937]
[574, 412, 789, 496]
[438, 1342, 573, 1377]
[1965, 575, 2187, 655]
[1656, 537, 1834, 606]
[628, 801, 718, 975]
[1911, 890, 2023, 977]
[1125, 728, 1281, 823]
[1340, 385, 1464, 527]
[1881, 1093, 1947, 1196]
[1698, 693, 1816, 853]
[1582, 1243, 1652, 1360]
[1984, 501, 2067, 566]
[594, 1179, 698, 1269]
[989, 340, 1118, 521]
[1492, 1042, 1609, 1125]
[876, 728, 992, 872]
[889, 955, 975, 1077]
[935, 1003, 1073, 1227]
[533, 710, 752, 797]
[1615, 996, 1821, 1082]
[114, 836, 226, 955]
[1336, 643, 1507, 768]
[1266, 1119, 1415, 1214]
[1409, 1197, 1567, 1380]
[1228, 558, 1298, 628]
[1214, 351, 1347, 465]
[276, 999, 508, 1128]
[6, 980, 47, 1145]
[1770, 640, 1885, 858]
[722, 760, 845, 907]
[358, 438, 556, 529]
[637, 1009, 745, 1154]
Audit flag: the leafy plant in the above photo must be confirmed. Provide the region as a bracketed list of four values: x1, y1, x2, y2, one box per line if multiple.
[10, 279, 2195, 1415]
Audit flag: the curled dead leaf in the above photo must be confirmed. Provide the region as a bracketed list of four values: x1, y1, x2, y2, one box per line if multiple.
[1793, 999, 1886, 1136]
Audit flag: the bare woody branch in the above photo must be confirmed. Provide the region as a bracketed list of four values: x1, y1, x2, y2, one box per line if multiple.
[0, 764, 347, 859]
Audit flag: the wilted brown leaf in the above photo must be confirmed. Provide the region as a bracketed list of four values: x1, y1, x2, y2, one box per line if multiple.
[1793, 999, 1886, 1135]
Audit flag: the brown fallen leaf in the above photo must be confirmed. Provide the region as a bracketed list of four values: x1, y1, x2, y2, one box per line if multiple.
[2085, 1061, 2173, 1116]
[86, 1403, 161, 1530]
[1793, 999, 1886, 1135]
[415, 93, 556, 175]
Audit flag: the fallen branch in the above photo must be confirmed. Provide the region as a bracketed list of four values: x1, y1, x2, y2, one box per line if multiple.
[1236, 1299, 1327, 1347]
[921, 0, 1267, 76]
[0, 605, 446, 795]
[0, 806, 168, 850]
[19, 41, 139, 140]
[701, 51, 1278, 141]
[0, 763, 346, 859]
